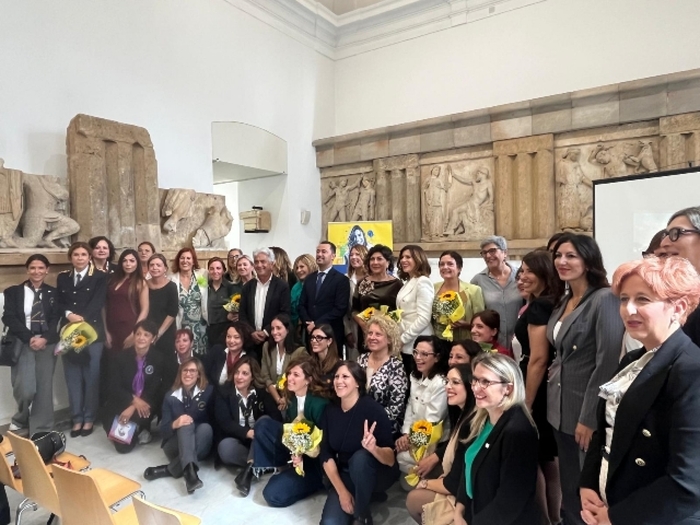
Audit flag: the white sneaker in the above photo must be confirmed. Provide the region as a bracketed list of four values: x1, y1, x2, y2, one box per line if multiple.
[138, 429, 152, 445]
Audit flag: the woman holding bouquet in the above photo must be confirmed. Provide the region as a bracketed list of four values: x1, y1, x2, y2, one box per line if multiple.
[206, 257, 237, 348]
[320, 361, 399, 525]
[253, 357, 329, 507]
[432, 251, 485, 342]
[170, 247, 209, 357]
[470, 310, 511, 357]
[215, 356, 282, 495]
[260, 314, 307, 411]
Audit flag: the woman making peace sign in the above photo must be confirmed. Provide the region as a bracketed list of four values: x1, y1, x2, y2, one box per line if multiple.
[319, 361, 399, 525]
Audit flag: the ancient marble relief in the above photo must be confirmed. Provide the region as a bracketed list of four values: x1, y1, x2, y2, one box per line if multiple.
[420, 160, 495, 241]
[0, 159, 79, 249]
[322, 175, 376, 224]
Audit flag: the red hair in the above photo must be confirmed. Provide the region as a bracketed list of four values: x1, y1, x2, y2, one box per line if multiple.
[172, 247, 200, 273]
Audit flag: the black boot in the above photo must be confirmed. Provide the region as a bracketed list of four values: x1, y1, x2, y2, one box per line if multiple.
[183, 463, 203, 494]
[144, 465, 171, 481]
[235, 463, 254, 497]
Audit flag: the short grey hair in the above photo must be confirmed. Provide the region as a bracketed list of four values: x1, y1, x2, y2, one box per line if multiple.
[668, 206, 700, 230]
[252, 247, 275, 263]
[480, 235, 507, 252]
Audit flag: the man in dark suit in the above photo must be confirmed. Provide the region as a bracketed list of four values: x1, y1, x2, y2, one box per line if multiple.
[238, 247, 291, 359]
[299, 241, 350, 353]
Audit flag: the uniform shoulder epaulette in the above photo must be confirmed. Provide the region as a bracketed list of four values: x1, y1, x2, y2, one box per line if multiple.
[58, 269, 71, 274]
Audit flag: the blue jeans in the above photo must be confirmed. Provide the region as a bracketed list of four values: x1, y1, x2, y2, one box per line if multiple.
[320, 449, 399, 525]
[63, 342, 103, 424]
[252, 416, 288, 468]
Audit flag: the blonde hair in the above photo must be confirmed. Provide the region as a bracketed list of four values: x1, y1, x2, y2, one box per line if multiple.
[293, 254, 318, 278]
[347, 244, 369, 279]
[464, 353, 535, 442]
[366, 314, 401, 357]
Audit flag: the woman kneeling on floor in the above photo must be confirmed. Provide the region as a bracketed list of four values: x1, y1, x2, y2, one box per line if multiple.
[144, 357, 214, 494]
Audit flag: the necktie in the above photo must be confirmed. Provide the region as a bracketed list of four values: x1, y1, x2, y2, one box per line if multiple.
[183, 388, 193, 410]
[30, 288, 48, 335]
[133, 356, 146, 398]
[237, 390, 256, 427]
[315, 271, 325, 297]
[75, 273, 82, 287]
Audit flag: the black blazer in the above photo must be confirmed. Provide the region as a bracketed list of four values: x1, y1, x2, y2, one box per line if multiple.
[160, 384, 214, 444]
[214, 384, 282, 443]
[238, 276, 290, 335]
[457, 405, 542, 525]
[2, 281, 61, 344]
[580, 329, 700, 524]
[204, 345, 249, 392]
[56, 264, 108, 341]
[298, 268, 350, 349]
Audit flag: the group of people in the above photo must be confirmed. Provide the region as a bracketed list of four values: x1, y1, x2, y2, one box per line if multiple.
[2, 204, 700, 525]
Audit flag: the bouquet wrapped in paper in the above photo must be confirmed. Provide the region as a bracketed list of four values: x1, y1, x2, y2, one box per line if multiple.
[54, 321, 98, 356]
[432, 291, 465, 341]
[223, 293, 241, 313]
[356, 304, 402, 324]
[281, 419, 323, 476]
[405, 419, 444, 487]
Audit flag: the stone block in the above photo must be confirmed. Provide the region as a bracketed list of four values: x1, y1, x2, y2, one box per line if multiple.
[360, 136, 389, 161]
[316, 146, 334, 167]
[667, 78, 700, 115]
[572, 93, 620, 129]
[660, 112, 700, 134]
[389, 130, 420, 156]
[420, 124, 455, 153]
[333, 140, 362, 165]
[490, 110, 533, 141]
[493, 134, 553, 156]
[532, 103, 572, 134]
[619, 85, 667, 123]
[453, 115, 492, 147]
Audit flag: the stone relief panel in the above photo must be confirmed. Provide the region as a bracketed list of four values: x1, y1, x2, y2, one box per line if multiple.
[374, 154, 420, 243]
[322, 175, 376, 224]
[0, 159, 79, 249]
[420, 160, 495, 242]
[159, 189, 232, 251]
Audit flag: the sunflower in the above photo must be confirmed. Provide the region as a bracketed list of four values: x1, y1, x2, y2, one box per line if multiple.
[231, 294, 241, 304]
[292, 422, 311, 434]
[72, 334, 88, 349]
[411, 420, 433, 434]
[276, 374, 287, 391]
[440, 291, 457, 301]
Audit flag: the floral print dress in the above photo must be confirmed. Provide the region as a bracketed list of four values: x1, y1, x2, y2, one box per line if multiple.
[178, 275, 208, 356]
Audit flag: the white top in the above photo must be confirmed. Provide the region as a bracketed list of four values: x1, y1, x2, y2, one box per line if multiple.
[275, 345, 285, 375]
[219, 349, 246, 385]
[296, 395, 306, 419]
[23, 284, 35, 330]
[401, 373, 449, 438]
[511, 335, 523, 363]
[553, 320, 563, 342]
[396, 276, 435, 355]
[254, 278, 272, 331]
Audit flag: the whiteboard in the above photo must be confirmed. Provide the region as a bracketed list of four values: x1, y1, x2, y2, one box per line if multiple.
[593, 168, 700, 276]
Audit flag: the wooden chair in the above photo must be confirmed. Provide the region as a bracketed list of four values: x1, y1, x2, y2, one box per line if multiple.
[51, 464, 139, 525]
[7, 432, 142, 524]
[0, 436, 33, 522]
[133, 497, 202, 525]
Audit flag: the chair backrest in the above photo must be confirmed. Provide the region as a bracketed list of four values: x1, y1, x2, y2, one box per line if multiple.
[51, 464, 116, 525]
[0, 439, 22, 493]
[133, 497, 185, 525]
[6, 432, 60, 515]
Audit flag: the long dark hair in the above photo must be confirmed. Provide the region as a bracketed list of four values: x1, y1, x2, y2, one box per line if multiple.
[448, 363, 474, 435]
[553, 233, 609, 289]
[333, 360, 367, 398]
[110, 249, 145, 313]
[283, 357, 329, 400]
[521, 249, 562, 301]
[311, 324, 340, 375]
[268, 314, 298, 356]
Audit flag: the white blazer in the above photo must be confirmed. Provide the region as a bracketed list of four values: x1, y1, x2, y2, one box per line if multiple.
[396, 275, 434, 355]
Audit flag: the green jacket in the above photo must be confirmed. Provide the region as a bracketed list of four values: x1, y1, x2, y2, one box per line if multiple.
[285, 393, 328, 426]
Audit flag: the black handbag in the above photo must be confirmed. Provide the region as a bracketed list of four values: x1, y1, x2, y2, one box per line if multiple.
[0, 327, 22, 367]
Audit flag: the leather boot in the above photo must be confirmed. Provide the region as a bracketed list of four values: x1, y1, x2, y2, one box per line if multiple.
[183, 462, 203, 494]
[235, 463, 254, 497]
[144, 465, 171, 481]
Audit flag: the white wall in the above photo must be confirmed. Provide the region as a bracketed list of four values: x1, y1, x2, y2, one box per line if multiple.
[334, 0, 700, 135]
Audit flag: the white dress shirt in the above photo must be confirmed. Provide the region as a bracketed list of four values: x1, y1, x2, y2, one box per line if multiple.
[254, 278, 272, 331]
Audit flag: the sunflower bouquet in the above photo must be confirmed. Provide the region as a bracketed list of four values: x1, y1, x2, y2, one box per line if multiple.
[54, 321, 98, 356]
[276, 373, 287, 392]
[281, 419, 323, 476]
[405, 419, 444, 487]
[223, 293, 241, 313]
[357, 304, 402, 324]
[432, 291, 466, 341]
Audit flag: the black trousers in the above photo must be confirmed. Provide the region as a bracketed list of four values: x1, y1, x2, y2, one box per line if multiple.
[0, 484, 10, 525]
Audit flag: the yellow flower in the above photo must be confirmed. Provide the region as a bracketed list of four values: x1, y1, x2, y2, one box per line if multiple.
[277, 374, 287, 391]
[411, 420, 433, 435]
[440, 291, 457, 301]
[72, 335, 88, 348]
[231, 294, 241, 304]
[292, 422, 311, 434]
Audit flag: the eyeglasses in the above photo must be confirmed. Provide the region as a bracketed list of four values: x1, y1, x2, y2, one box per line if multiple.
[661, 227, 700, 242]
[471, 377, 509, 389]
[182, 369, 198, 375]
[309, 336, 330, 342]
[479, 248, 499, 258]
[442, 378, 464, 387]
[413, 350, 435, 359]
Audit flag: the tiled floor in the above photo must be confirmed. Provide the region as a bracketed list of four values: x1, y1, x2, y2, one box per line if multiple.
[4, 427, 414, 524]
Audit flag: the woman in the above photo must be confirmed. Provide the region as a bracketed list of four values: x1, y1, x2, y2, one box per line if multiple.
[319, 361, 399, 525]
[344, 244, 368, 360]
[56, 241, 108, 438]
[271, 246, 297, 288]
[396, 336, 449, 486]
[102, 320, 164, 453]
[547, 233, 625, 525]
[105, 249, 149, 353]
[433, 251, 485, 342]
[309, 324, 341, 389]
[146, 254, 179, 389]
[470, 310, 511, 356]
[215, 356, 282, 493]
[512, 250, 561, 525]
[357, 313, 409, 437]
[580, 256, 700, 525]
[260, 314, 306, 410]
[448, 340, 483, 367]
[396, 245, 435, 377]
[225, 248, 243, 283]
[144, 358, 213, 494]
[253, 357, 329, 506]
[175, 329, 194, 365]
[455, 353, 542, 525]
[2, 254, 61, 435]
[206, 322, 251, 392]
[290, 254, 317, 332]
[89, 235, 115, 273]
[137, 241, 155, 279]
[405, 363, 473, 524]
[206, 257, 237, 348]
[352, 245, 403, 353]
[170, 248, 209, 356]
[236, 255, 255, 286]
[470, 236, 523, 349]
